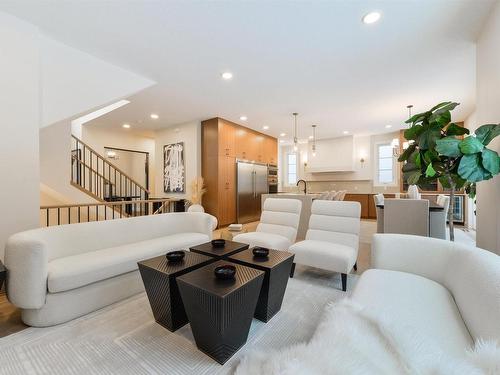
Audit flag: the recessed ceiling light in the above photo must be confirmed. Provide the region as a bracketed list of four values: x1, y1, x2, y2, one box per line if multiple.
[262, 125, 269, 130]
[343, 130, 349, 134]
[150, 113, 159, 119]
[280, 133, 286, 137]
[240, 116, 248, 121]
[309, 135, 314, 140]
[385, 125, 392, 129]
[221, 72, 233, 80]
[122, 123, 131, 129]
[362, 11, 381, 24]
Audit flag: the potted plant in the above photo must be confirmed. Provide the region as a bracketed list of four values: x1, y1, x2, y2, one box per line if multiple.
[187, 176, 207, 212]
[398, 102, 499, 241]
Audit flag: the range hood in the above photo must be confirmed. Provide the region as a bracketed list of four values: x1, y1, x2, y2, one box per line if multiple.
[305, 135, 355, 173]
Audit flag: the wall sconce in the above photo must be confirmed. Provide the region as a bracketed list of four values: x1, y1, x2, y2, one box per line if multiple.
[360, 157, 365, 167]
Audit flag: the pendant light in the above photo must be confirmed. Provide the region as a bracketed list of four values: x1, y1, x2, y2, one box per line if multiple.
[292, 112, 299, 152]
[392, 104, 414, 158]
[311, 124, 317, 157]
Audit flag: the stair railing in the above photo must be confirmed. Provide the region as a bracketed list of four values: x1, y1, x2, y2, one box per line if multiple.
[71, 135, 150, 205]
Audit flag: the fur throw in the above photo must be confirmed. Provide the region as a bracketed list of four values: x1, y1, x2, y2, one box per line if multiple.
[235, 299, 500, 375]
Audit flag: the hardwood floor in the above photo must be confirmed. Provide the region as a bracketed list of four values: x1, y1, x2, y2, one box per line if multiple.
[0, 288, 26, 338]
[0, 220, 371, 338]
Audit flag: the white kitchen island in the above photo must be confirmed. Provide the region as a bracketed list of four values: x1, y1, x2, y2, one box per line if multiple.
[261, 193, 320, 240]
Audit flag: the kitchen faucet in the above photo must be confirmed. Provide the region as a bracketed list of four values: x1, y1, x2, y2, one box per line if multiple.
[296, 179, 307, 194]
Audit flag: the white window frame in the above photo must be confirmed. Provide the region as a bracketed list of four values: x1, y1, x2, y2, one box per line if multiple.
[285, 151, 298, 186]
[373, 141, 397, 187]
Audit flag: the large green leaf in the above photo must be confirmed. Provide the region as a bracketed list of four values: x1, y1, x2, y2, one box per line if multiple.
[458, 154, 491, 182]
[475, 124, 500, 146]
[459, 136, 484, 154]
[425, 163, 436, 177]
[445, 123, 469, 136]
[481, 148, 500, 175]
[404, 125, 424, 141]
[406, 171, 422, 185]
[423, 149, 439, 164]
[429, 101, 452, 112]
[397, 143, 416, 162]
[405, 112, 429, 125]
[417, 123, 441, 150]
[432, 102, 459, 116]
[435, 137, 462, 157]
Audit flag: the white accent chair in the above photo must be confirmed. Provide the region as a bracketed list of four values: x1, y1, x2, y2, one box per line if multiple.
[233, 198, 302, 251]
[383, 198, 429, 236]
[430, 195, 450, 239]
[4, 212, 213, 327]
[288, 200, 361, 291]
[373, 194, 385, 233]
[353, 234, 500, 357]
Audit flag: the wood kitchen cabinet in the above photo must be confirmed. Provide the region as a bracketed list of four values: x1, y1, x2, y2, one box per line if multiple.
[202, 118, 277, 226]
[344, 194, 369, 219]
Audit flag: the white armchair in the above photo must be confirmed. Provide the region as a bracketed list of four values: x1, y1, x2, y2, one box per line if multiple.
[233, 198, 302, 251]
[430, 195, 450, 239]
[288, 200, 361, 291]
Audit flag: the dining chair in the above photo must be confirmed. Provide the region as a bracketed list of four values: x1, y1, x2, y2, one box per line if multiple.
[383, 199, 429, 236]
[373, 194, 385, 233]
[430, 195, 450, 239]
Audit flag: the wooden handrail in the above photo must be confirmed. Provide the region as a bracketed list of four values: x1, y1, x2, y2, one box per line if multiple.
[41, 198, 180, 210]
[71, 135, 150, 194]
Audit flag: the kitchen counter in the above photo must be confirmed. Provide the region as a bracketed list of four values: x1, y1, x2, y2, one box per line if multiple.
[262, 193, 320, 240]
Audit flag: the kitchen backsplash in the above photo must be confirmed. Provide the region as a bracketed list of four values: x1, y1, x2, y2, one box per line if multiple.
[282, 180, 400, 194]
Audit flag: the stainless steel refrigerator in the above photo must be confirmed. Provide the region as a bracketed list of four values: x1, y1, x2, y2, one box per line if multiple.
[237, 161, 268, 223]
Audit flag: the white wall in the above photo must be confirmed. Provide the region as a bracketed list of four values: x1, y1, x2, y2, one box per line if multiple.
[0, 13, 40, 260]
[279, 132, 400, 194]
[474, 2, 500, 254]
[40, 36, 155, 128]
[154, 122, 201, 200]
[82, 125, 156, 195]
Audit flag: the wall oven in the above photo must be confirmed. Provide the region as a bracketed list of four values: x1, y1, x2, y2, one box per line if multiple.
[268, 165, 278, 193]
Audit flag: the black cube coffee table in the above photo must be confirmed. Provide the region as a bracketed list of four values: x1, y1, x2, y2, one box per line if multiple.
[229, 248, 294, 322]
[138, 251, 214, 332]
[177, 260, 264, 364]
[0, 260, 6, 291]
[189, 240, 248, 259]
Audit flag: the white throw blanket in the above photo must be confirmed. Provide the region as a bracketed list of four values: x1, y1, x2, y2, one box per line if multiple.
[235, 299, 500, 375]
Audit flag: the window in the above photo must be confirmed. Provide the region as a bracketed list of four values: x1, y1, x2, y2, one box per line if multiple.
[287, 153, 297, 185]
[375, 143, 395, 185]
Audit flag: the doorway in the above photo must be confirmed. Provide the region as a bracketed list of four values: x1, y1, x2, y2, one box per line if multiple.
[104, 146, 150, 191]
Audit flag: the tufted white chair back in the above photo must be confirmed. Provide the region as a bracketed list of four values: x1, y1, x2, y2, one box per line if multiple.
[257, 198, 302, 243]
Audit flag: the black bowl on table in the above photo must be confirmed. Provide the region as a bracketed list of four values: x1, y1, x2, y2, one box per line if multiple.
[211, 239, 226, 248]
[214, 264, 236, 280]
[252, 247, 270, 258]
[166, 250, 185, 262]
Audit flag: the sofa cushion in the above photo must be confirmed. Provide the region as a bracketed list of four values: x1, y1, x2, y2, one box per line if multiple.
[232, 232, 291, 251]
[352, 269, 473, 356]
[289, 239, 357, 273]
[48, 233, 209, 293]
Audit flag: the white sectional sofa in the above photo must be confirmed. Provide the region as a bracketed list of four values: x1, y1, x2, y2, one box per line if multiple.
[4, 212, 213, 327]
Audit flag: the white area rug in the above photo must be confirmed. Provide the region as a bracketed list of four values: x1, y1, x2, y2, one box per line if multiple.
[0, 267, 352, 375]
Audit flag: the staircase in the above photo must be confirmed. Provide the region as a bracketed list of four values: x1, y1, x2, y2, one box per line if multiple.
[70, 135, 149, 203]
[39, 136, 180, 227]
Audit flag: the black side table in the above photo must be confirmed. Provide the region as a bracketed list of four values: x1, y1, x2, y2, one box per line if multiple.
[0, 260, 5, 291]
[138, 251, 214, 332]
[177, 260, 264, 364]
[229, 248, 294, 322]
[189, 240, 248, 259]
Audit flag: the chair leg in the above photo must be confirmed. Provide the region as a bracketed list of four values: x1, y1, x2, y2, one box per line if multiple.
[341, 273, 347, 292]
[290, 263, 296, 278]
[353, 262, 357, 271]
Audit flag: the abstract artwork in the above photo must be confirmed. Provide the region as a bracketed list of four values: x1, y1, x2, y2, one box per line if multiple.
[164, 142, 185, 193]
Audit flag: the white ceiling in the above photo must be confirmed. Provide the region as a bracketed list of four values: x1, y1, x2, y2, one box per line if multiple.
[1, 0, 495, 140]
